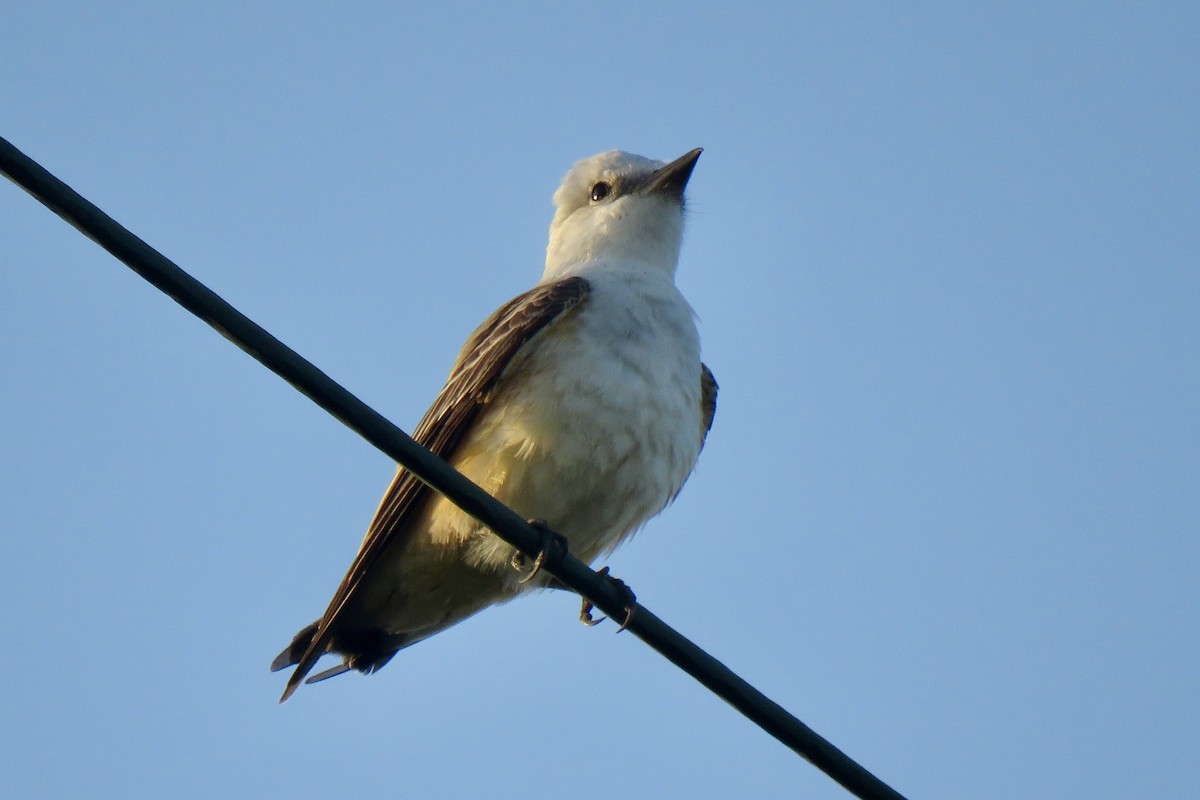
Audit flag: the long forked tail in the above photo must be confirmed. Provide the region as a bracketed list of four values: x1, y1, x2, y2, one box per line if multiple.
[272, 623, 408, 702]
[270, 622, 328, 702]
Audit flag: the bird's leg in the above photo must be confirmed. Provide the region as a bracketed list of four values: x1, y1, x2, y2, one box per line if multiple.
[579, 595, 604, 626]
[580, 566, 638, 632]
[511, 519, 569, 584]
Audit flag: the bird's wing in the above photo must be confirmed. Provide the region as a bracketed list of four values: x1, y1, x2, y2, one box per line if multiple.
[700, 362, 718, 449]
[280, 276, 590, 701]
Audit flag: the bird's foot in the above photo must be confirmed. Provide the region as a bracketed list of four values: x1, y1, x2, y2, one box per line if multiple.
[511, 519, 569, 584]
[580, 566, 638, 633]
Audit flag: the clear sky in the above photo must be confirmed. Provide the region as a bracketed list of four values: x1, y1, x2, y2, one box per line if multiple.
[2, 3, 1197, 799]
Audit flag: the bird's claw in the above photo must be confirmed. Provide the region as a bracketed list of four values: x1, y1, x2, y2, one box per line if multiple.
[579, 598, 604, 626]
[579, 566, 637, 632]
[511, 519, 568, 584]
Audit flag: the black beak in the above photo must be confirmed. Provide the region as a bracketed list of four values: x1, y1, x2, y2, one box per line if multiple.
[641, 148, 702, 200]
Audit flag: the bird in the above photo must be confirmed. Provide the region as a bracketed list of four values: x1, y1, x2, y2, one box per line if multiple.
[272, 148, 717, 701]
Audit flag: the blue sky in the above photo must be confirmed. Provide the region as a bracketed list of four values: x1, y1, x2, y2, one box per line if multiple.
[2, 3, 1197, 798]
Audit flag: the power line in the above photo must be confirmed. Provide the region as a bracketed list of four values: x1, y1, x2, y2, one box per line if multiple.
[1, 136, 909, 800]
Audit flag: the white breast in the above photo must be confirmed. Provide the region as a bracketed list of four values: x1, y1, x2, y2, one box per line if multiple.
[426, 265, 703, 578]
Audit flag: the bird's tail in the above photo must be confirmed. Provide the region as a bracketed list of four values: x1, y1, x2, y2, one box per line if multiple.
[271, 623, 409, 702]
[271, 621, 329, 702]
[270, 621, 318, 673]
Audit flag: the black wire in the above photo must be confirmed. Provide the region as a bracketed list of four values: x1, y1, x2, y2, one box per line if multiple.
[1, 135, 908, 800]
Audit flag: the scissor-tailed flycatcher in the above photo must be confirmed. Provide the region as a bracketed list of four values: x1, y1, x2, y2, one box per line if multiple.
[273, 148, 716, 701]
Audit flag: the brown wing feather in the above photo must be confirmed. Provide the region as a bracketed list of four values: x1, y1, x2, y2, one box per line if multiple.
[700, 362, 718, 448]
[280, 276, 590, 701]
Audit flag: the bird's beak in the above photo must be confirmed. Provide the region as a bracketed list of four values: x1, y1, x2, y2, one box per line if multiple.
[641, 148, 702, 200]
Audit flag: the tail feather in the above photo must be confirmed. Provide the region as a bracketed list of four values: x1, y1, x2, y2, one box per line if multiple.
[270, 621, 318, 673]
[305, 664, 353, 684]
[272, 621, 332, 702]
[280, 646, 325, 703]
[272, 623, 410, 702]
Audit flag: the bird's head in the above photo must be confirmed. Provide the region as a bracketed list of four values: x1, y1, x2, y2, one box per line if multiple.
[544, 148, 701, 280]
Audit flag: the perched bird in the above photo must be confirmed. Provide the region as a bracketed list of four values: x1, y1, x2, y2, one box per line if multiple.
[272, 148, 717, 701]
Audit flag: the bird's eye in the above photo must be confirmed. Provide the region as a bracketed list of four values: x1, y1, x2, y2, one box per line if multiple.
[590, 182, 612, 202]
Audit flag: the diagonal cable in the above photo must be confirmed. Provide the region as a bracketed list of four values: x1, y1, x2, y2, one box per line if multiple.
[0, 135, 908, 800]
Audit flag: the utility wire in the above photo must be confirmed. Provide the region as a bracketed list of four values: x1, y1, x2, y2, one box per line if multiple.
[1, 136, 908, 800]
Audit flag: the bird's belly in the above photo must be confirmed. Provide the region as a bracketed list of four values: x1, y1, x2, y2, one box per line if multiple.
[431, 334, 702, 577]
[356, 364, 698, 638]
[359, 284, 703, 637]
